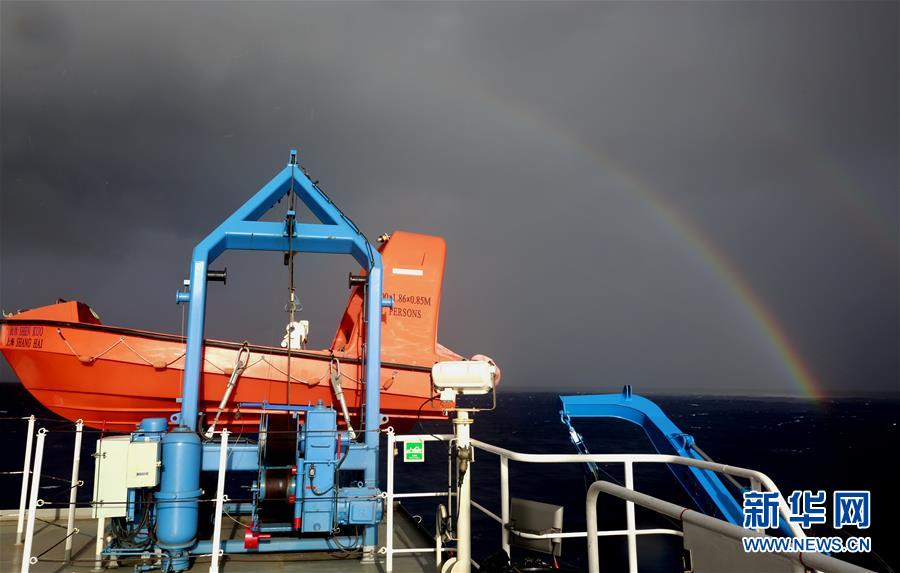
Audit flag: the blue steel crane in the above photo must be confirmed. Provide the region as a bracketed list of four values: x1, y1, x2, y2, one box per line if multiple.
[93, 151, 391, 571]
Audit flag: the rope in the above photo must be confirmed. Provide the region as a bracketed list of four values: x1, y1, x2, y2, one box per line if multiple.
[33, 517, 68, 530]
[56, 328, 184, 369]
[35, 473, 76, 484]
[34, 528, 79, 560]
[203, 357, 229, 374]
[286, 158, 297, 406]
[54, 324, 352, 380]
[222, 508, 248, 528]
[119, 339, 185, 369]
[259, 355, 326, 386]
[40, 481, 83, 501]
[56, 329, 119, 364]
[336, 368, 361, 385]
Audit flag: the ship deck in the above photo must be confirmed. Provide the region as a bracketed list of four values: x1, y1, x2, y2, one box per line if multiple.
[1, 505, 434, 572]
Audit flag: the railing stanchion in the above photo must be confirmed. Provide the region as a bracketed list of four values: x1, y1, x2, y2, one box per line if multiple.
[15, 415, 36, 545]
[64, 419, 84, 562]
[500, 455, 510, 556]
[386, 429, 395, 573]
[21, 427, 47, 573]
[586, 481, 603, 573]
[93, 516, 105, 571]
[624, 460, 637, 573]
[209, 429, 229, 573]
[749, 477, 761, 532]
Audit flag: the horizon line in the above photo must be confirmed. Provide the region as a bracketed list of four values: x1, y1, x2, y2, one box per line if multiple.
[1, 379, 896, 401]
[501, 387, 900, 400]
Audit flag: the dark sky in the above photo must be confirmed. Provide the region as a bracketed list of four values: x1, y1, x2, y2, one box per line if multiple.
[1, 1, 897, 396]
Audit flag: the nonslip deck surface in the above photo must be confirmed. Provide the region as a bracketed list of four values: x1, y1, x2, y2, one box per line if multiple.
[1, 506, 435, 572]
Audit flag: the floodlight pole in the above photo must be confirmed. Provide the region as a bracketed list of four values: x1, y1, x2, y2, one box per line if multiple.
[452, 410, 473, 573]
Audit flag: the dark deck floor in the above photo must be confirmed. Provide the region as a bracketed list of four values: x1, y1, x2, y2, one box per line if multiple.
[1, 505, 435, 572]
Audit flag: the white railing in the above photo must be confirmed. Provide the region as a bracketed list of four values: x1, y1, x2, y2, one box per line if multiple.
[10, 418, 87, 573]
[11, 419, 834, 572]
[209, 429, 230, 573]
[384, 429, 807, 573]
[587, 481, 874, 573]
[15, 415, 35, 546]
[385, 432, 456, 571]
[20, 427, 47, 573]
[9, 418, 230, 573]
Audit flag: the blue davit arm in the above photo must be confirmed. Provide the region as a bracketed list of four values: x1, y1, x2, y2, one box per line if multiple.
[164, 150, 387, 561]
[559, 386, 744, 526]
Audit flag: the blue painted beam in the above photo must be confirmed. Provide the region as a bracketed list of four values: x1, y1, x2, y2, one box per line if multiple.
[175, 151, 384, 554]
[201, 443, 259, 472]
[179, 154, 378, 429]
[199, 441, 376, 473]
[560, 391, 744, 526]
[222, 221, 360, 256]
[362, 264, 383, 548]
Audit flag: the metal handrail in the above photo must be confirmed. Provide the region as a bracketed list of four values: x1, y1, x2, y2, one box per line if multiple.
[586, 481, 874, 573]
[467, 438, 807, 538]
[470, 438, 789, 497]
[470, 498, 683, 541]
[385, 431, 454, 572]
[384, 431, 811, 573]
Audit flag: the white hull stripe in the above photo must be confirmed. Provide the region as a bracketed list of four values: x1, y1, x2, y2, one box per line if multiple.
[392, 268, 424, 276]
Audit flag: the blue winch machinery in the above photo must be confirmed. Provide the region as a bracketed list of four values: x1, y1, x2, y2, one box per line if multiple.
[245, 403, 382, 547]
[92, 151, 387, 571]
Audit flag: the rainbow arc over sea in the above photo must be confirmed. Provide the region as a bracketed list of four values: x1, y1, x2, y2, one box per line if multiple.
[469, 88, 825, 400]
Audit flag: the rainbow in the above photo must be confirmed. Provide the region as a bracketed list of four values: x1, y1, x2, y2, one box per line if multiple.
[622, 178, 825, 401]
[461, 86, 826, 399]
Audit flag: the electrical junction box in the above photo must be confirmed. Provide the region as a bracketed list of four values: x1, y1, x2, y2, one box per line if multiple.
[126, 440, 160, 487]
[348, 500, 377, 524]
[91, 436, 161, 518]
[92, 436, 129, 518]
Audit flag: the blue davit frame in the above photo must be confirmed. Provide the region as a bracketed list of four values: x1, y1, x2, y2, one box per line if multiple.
[175, 150, 385, 549]
[559, 387, 744, 526]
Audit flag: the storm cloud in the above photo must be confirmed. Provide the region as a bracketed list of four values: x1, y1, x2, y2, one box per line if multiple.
[1, 1, 897, 396]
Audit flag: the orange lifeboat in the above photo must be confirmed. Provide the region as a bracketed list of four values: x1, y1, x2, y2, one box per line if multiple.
[1, 231, 493, 432]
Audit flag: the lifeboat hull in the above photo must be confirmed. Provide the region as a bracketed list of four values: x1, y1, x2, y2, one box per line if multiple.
[1, 315, 444, 432]
[1, 232, 495, 432]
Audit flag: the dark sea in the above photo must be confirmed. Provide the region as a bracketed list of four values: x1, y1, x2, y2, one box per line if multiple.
[1, 384, 896, 572]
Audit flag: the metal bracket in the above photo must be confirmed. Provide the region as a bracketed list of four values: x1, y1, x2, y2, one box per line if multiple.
[559, 386, 743, 525]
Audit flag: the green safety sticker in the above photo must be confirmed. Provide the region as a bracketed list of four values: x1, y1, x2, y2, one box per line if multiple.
[403, 439, 425, 463]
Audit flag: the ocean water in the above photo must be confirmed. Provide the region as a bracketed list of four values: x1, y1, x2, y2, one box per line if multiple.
[1, 385, 896, 572]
